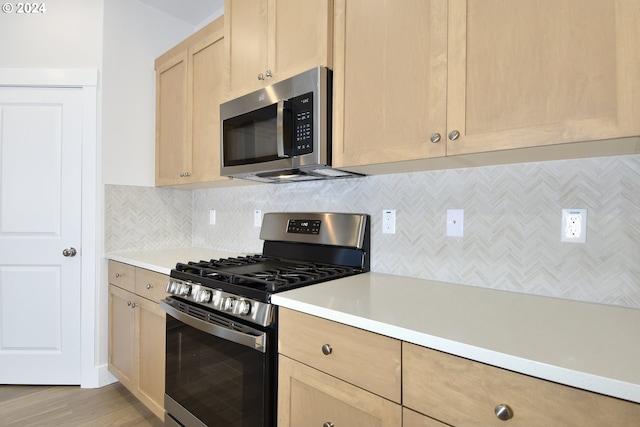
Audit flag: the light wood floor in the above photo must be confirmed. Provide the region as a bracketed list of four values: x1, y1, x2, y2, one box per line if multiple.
[0, 382, 164, 426]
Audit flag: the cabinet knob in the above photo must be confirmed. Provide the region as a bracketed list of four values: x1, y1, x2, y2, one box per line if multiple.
[430, 133, 441, 143]
[258, 73, 265, 80]
[127, 301, 132, 306]
[265, 69, 272, 78]
[494, 404, 514, 421]
[131, 302, 137, 309]
[146, 283, 153, 290]
[323, 423, 334, 427]
[448, 130, 460, 141]
[321, 344, 333, 355]
[180, 171, 191, 177]
[115, 273, 121, 278]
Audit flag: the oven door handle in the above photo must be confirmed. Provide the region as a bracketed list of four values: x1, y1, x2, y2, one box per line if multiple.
[160, 300, 266, 353]
[276, 98, 289, 158]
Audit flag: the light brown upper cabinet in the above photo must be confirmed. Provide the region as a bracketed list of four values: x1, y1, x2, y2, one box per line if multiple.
[155, 17, 228, 186]
[224, 0, 333, 100]
[333, 0, 640, 170]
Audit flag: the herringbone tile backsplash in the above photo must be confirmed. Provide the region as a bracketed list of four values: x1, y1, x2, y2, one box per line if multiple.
[106, 154, 640, 309]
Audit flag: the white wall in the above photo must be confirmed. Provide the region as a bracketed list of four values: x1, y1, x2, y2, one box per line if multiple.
[101, 1, 195, 186]
[0, 0, 103, 68]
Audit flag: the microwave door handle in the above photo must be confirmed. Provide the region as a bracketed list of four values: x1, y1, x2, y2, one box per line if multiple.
[276, 99, 288, 158]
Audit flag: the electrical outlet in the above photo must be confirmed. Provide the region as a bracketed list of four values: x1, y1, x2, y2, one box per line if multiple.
[561, 208, 587, 243]
[446, 209, 464, 237]
[382, 210, 396, 234]
[254, 210, 262, 227]
[209, 209, 216, 225]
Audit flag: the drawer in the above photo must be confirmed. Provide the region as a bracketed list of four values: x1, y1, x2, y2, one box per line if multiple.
[278, 308, 401, 403]
[108, 260, 136, 292]
[135, 268, 169, 302]
[403, 342, 640, 427]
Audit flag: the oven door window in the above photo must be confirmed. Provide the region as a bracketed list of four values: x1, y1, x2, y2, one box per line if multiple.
[165, 313, 272, 427]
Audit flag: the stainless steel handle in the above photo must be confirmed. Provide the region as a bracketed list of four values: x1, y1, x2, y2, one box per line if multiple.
[430, 133, 441, 143]
[265, 69, 272, 78]
[494, 404, 514, 421]
[323, 423, 334, 427]
[62, 247, 77, 257]
[321, 344, 333, 355]
[160, 300, 267, 353]
[258, 73, 265, 80]
[276, 99, 288, 158]
[448, 130, 460, 141]
[146, 283, 153, 290]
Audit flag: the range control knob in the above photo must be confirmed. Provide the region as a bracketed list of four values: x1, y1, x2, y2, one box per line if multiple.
[233, 299, 251, 315]
[222, 297, 234, 312]
[166, 280, 179, 294]
[179, 283, 192, 296]
[194, 289, 212, 303]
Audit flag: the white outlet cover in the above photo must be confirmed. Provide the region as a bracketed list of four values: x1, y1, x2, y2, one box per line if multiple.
[446, 209, 464, 237]
[254, 210, 262, 227]
[209, 209, 216, 225]
[561, 208, 587, 243]
[382, 209, 396, 234]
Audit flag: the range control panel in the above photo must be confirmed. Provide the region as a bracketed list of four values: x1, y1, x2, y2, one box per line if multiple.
[287, 219, 321, 235]
[292, 92, 314, 155]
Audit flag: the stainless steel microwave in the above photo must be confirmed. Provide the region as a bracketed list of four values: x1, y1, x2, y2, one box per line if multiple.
[220, 67, 362, 183]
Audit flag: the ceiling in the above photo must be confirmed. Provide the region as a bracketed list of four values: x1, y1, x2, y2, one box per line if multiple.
[139, 0, 224, 28]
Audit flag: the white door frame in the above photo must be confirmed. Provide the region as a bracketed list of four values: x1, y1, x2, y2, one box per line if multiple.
[0, 68, 106, 388]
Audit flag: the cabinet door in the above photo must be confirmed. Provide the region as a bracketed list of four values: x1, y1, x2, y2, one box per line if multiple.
[136, 297, 166, 420]
[447, 0, 640, 155]
[156, 51, 188, 185]
[189, 26, 227, 184]
[108, 285, 136, 390]
[332, 0, 447, 168]
[269, 0, 333, 82]
[225, 0, 269, 99]
[278, 355, 401, 427]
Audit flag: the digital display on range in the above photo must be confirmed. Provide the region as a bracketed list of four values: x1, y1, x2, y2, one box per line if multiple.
[287, 219, 321, 235]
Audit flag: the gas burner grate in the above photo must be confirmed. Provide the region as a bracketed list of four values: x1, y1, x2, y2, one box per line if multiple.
[173, 256, 359, 294]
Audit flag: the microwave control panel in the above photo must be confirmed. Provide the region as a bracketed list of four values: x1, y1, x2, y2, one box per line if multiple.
[291, 92, 314, 155]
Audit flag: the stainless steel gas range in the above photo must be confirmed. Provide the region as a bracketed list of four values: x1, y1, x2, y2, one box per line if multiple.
[160, 212, 370, 427]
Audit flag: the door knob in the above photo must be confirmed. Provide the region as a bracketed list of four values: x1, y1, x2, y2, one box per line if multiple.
[62, 247, 77, 257]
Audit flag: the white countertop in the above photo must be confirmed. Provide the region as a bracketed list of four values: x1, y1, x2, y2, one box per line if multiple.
[106, 248, 243, 275]
[271, 272, 640, 404]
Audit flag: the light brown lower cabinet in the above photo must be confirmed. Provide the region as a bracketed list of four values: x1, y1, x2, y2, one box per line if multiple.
[278, 309, 640, 427]
[108, 261, 167, 420]
[277, 355, 402, 427]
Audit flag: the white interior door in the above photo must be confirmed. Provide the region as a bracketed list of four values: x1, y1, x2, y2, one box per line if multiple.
[0, 86, 82, 384]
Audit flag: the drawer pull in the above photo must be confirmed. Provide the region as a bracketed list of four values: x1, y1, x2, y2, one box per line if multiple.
[323, 423, 334, 427]
[321, 344, 333, 355]
[494, 404, 514, 421]
[146, 283, 153, 290]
